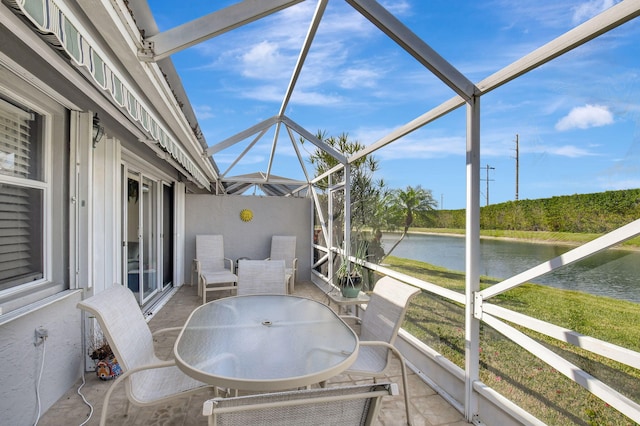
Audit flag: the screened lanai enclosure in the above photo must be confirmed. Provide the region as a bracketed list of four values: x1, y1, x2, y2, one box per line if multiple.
[140, 2, 640, 422]
[1, 0, 640, 425]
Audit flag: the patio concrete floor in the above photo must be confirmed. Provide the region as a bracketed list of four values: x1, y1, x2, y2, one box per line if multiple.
[38, 282, 469, 425]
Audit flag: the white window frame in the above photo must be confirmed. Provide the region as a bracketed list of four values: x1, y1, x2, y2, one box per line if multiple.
[0, 91, 52, 298]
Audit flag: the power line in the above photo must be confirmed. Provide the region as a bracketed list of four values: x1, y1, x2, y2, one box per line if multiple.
[482, 164, 495, 206]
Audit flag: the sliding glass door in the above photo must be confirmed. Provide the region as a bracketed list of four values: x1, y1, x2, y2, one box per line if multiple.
[123, 169, 156, 304]
[123, 164, 175, 305]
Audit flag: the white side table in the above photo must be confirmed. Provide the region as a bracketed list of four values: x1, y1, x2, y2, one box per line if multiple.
[326, 289, 370, 315]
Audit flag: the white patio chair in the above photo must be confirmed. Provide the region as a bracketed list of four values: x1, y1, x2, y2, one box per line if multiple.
[236, 259, 287, 295]
[341, 276, 420, 426]
[77, 284, 216, 426]
[202, 382, 398, 426]
[194, 234, 238, 304]
[268, 235, 297, 294]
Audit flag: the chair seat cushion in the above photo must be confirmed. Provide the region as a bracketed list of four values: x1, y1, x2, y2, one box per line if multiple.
[346, 345, 387, 374]
[202, 270, 237, 284]
[129, 365, 210, 404]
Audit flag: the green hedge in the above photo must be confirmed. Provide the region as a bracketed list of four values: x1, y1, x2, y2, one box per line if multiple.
[428, 189, 640, 233]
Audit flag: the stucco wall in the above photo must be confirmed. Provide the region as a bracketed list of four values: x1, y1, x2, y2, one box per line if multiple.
[0, 291, 83, 426]
[184, 195, 312, 285]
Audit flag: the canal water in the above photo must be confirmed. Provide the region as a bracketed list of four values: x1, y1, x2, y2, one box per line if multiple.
[381, 233, 640, 304]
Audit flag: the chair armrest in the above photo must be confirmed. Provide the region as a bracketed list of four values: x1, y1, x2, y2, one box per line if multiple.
[340, 315, 360, 323]
[99, 359, 188, 425]
[191, 260, 202, 287]
[359, 340, 395, 351]
[224, 257, 235, 273]
[353, 341, 413, 424]
[118, 359, 176, 378]
[292, 258, 298, 281]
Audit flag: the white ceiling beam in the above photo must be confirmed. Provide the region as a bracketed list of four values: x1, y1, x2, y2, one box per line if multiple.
[278, 0, 328, 116]
[352, 96, 464, 162]
[142, 0, 305, 61]
[476, 0, 640, 94]
[346, 0, 476, 102]
[280, 116, 347, 163]
[221, 128, 270, 178]
[311, 162, 345, 185]
[265, 121, 282, 179]
[351, 0, 640, 163]
[206, 116, 279, 155]
[221, 175, 306, 185]
[285, 125, 311, 183]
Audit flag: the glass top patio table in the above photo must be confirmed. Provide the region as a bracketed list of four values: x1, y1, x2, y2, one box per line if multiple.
[174, 294, 359, 391]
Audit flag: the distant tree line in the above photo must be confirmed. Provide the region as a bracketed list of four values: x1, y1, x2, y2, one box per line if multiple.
[425, 189, 640, 233]
[307, 131, 638, 245]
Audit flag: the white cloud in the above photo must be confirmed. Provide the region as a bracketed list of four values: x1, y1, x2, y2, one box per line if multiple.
[572, 0, 618, 25]
[555, 104, 614, 131]
[290, 90, 344, 106]
[240, 41, 294, 80]
[376, 136, 466, 160]
[524, 143, 598, 158]
[238, 85, 285, 102]
[194, 105, 215, 120]
[339, 68, 379, 89]
[380, 0, 412, 16]
[549, 145, 598, 157]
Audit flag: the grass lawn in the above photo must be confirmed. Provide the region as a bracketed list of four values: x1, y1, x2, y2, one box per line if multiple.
[386, 256, 640, 425]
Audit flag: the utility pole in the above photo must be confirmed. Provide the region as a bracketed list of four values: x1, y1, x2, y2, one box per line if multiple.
[484, 164, 495, 206]
[514, 134, 519, 201]
[440, 193, 444, 210]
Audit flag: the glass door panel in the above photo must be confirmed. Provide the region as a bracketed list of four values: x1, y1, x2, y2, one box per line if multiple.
[141, 176, 158, 302]
[125, 171, 141, 301]
[124, 171, 160, 304]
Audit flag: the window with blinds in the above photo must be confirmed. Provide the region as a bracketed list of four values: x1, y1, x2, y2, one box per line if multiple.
[0, 97, 44, 292]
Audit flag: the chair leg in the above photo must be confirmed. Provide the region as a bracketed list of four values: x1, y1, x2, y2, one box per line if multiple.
[99, 372, 128, 426]
[288, 275, 294, 294]
[389, 346, 413, 426]
[200, 276, 207, 304]
[124, 399, 131, 417]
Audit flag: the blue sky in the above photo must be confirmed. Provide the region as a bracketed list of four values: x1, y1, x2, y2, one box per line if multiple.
[149, 0, 640, 209]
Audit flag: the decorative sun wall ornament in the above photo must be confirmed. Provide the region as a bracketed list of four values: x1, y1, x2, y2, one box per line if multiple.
[239, 209, 253, 222]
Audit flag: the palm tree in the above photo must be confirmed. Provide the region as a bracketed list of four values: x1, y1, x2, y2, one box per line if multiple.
[382, 185, 437, 260]
[306, 131, 386, 244]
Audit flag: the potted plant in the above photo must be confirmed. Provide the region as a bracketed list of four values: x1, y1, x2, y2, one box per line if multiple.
[89, 333, 122, 381]
[335, 240, 367, 298]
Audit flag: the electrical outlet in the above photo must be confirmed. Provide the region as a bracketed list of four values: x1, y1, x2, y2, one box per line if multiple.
[35, 327, 48, 346]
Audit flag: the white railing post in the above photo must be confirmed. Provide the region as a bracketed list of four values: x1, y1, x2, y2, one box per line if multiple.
[344, 163, 351, 264]
[464, 94, 481, 421]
